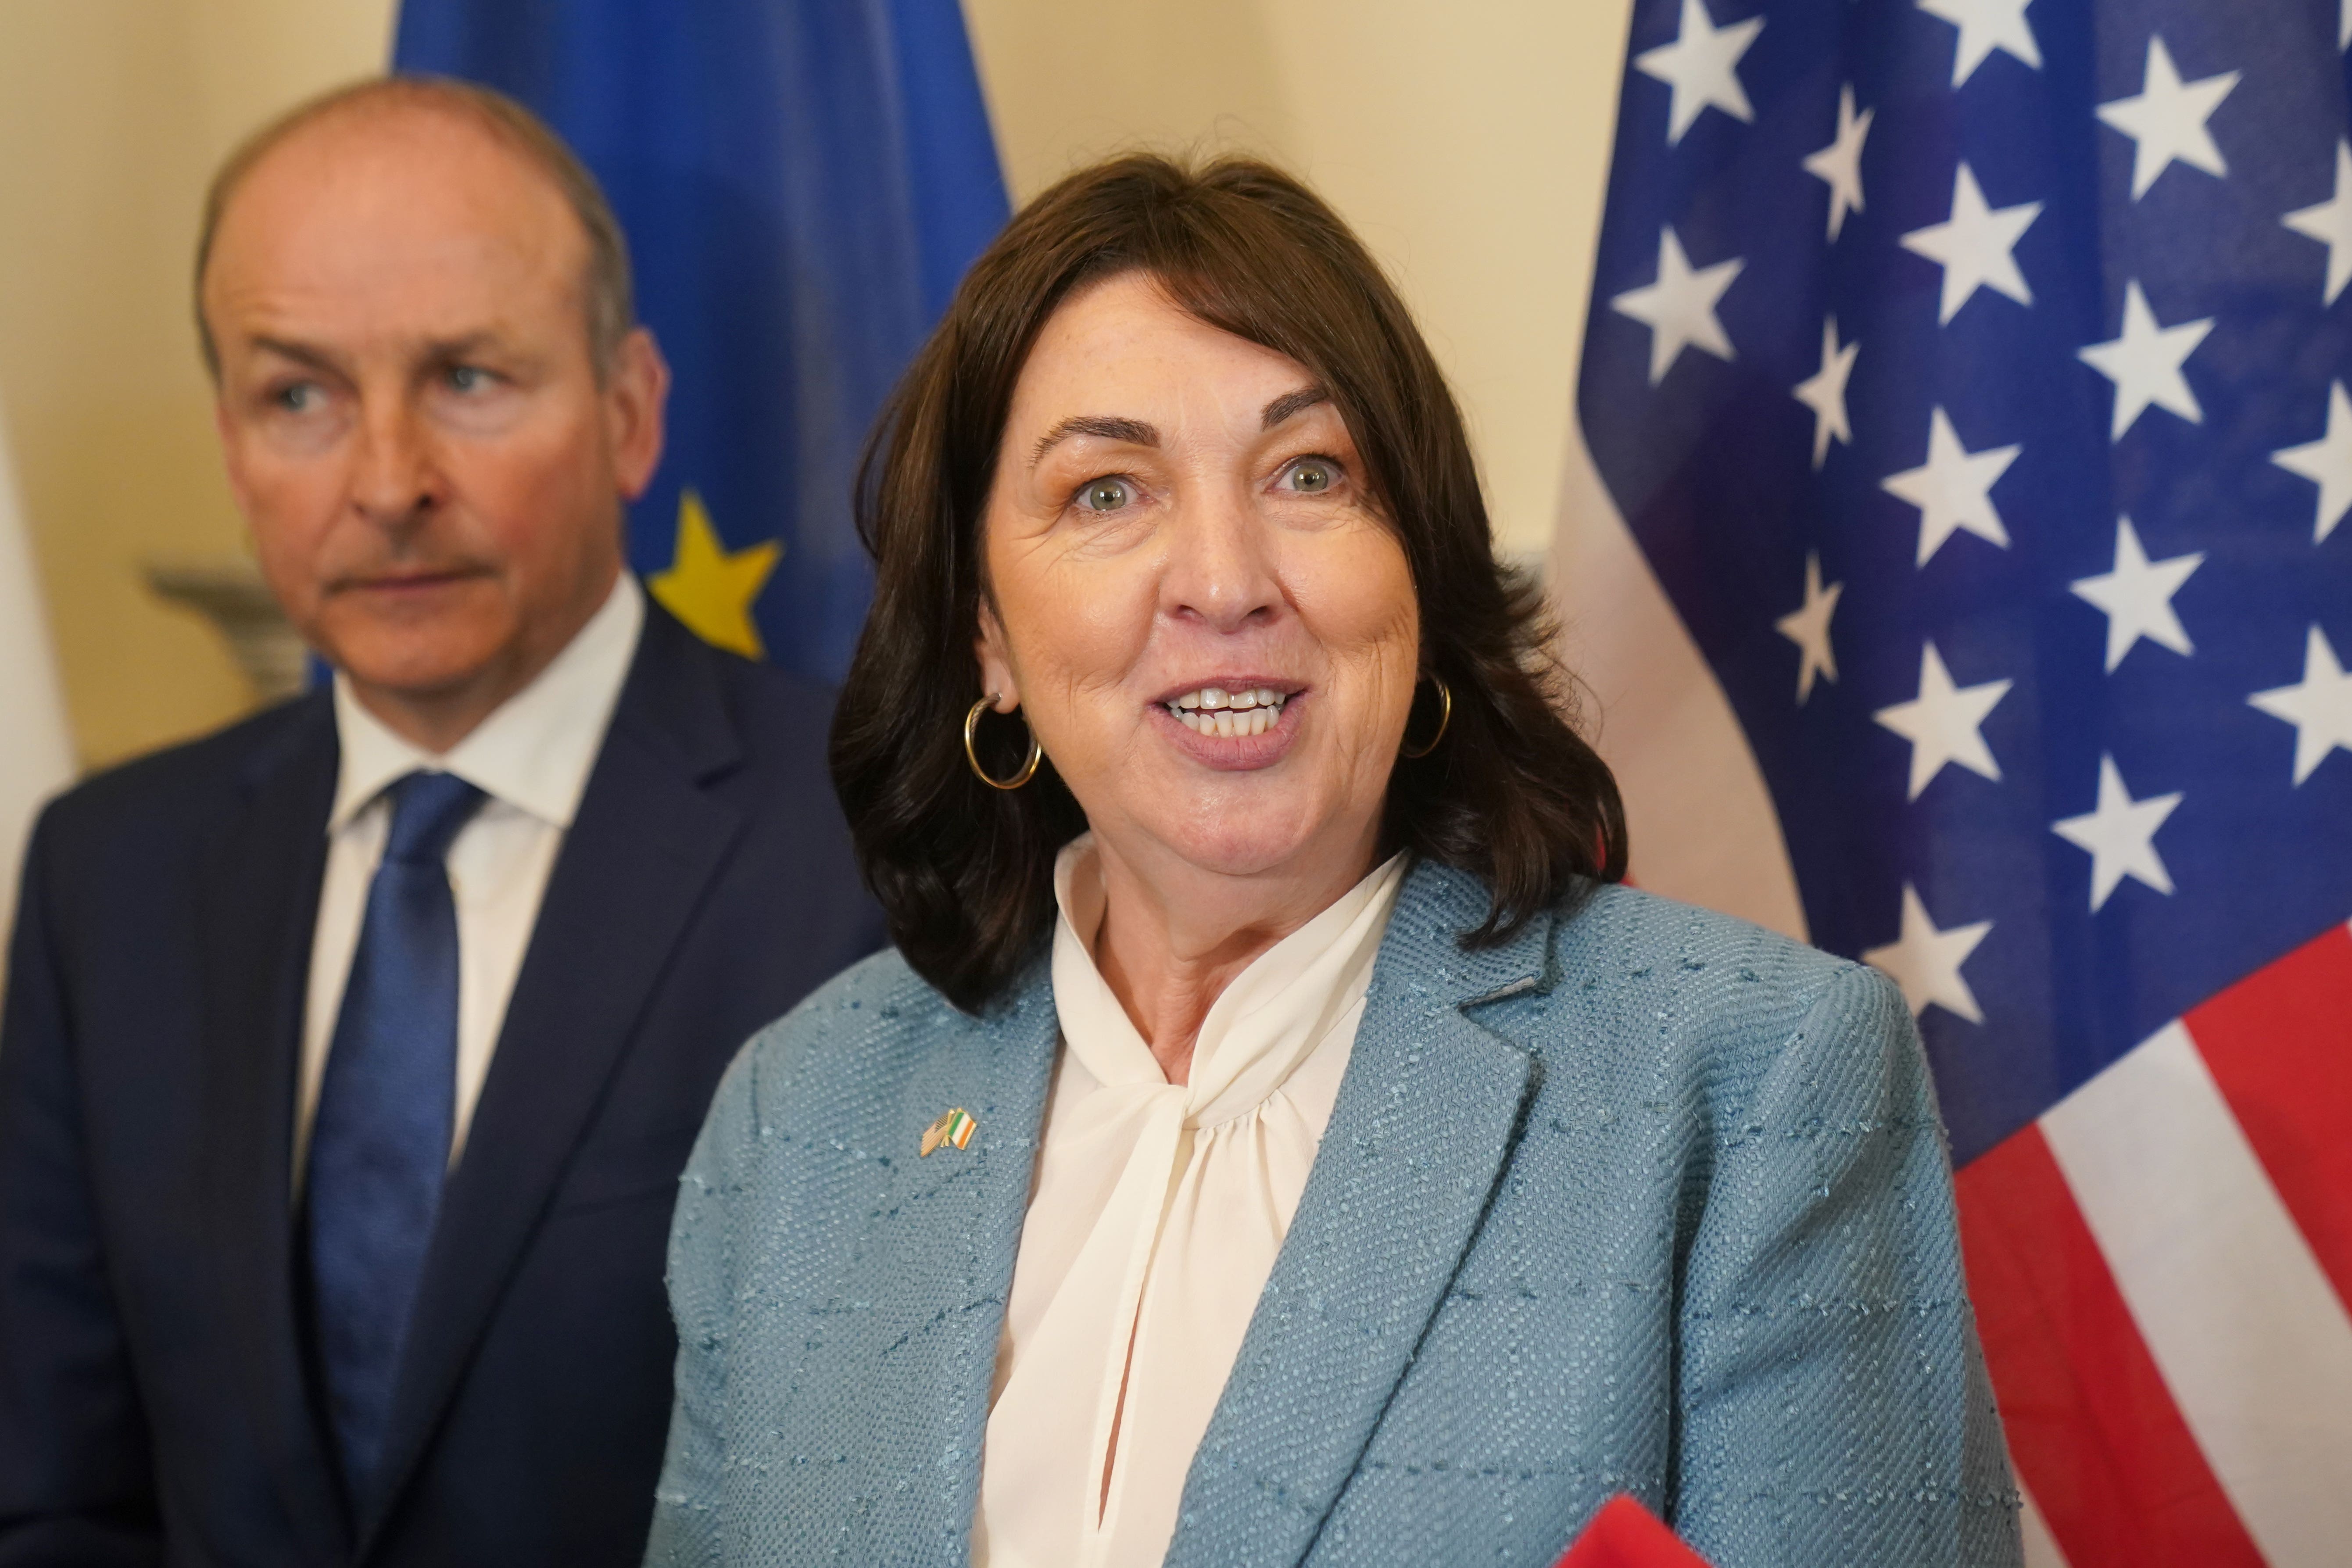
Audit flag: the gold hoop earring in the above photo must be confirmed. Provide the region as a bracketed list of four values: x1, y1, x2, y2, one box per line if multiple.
[964, 695, 1042, 790]
[1400, 674, 1452, 759]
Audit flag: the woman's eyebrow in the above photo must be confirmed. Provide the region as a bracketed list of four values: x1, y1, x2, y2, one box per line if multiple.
[1030, 415, 1158, 468]
[1261, 387, 1329, 429]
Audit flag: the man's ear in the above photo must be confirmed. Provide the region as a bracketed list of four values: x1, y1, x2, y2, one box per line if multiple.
[974, 597, 1020, 712]
[606, 326, 670, 501]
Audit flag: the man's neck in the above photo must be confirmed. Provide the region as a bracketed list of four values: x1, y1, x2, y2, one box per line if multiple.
[346, 673, 527, 756]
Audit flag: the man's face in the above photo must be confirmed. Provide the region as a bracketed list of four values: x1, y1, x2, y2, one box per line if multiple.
[202, 106, 665, 737]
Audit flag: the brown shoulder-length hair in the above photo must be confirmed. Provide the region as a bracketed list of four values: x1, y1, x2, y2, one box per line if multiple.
[833, 153, 1626, 1012]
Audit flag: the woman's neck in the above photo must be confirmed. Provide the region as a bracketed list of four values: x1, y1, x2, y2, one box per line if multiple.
[1086, 823, 1381, 1086]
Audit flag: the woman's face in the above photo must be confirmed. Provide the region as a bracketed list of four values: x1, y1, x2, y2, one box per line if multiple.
[977, 271, 1420, 888]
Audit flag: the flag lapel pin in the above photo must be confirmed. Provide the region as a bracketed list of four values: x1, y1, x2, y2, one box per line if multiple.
[920, 1107, 976, 1157]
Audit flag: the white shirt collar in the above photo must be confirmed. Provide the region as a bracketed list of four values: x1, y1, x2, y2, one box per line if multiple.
[328, 572, 645, 834]
[1049, 833, 1409, 1128]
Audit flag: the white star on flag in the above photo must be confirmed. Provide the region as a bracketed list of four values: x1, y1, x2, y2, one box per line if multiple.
[1794, 316, 1859, 468]
[2095, 36, 2239, 200]
[1776, 551, 1843, 703]
[1865, 883, 1994, 1024]
[1900, 162, 2042, 325]
[2077, 280, 2214, 441]
[1803, 85, 1873, 241]
[2052, 754, 2184, 911]
[1635, 0, 1765, 146]
[1612, 226, 1743, 385]
[2070, 516, 2202, 671]
[1882, 406, 2019, 566]
[1875, 640, 2012, 799]
[2284, 141, 2352, 307]
[1918, 0, 2043, 88]
[2249, 625, 2352, 785]
[2272, 381, 2352, 544]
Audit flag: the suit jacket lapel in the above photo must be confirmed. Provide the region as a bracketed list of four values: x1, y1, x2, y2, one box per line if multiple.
[1163, 862, 1557, 1568]
[362, 613, 747, 1543]
[194, 695, 350, 1555]
[830, 965, 1060, 1559]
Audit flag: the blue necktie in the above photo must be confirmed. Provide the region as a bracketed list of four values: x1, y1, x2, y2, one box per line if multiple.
[305, 770, 483, 1499]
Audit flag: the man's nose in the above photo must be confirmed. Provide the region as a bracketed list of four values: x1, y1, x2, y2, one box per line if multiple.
[349, 400, 440, 528]
[1161, 484, 1282, 634]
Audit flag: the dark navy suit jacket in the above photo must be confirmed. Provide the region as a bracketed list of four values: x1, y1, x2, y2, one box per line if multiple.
[0, 598, 885, 1567]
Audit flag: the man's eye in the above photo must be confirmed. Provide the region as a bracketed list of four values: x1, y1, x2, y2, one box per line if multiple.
[447, 365, 490, 394]
[1282, 458, 1338, 494]
[272, 383, 322, 414]
[1078, 477, 1134, 514]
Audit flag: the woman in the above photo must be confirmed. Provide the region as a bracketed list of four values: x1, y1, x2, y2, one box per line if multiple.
[647, 156, 2019, 1568]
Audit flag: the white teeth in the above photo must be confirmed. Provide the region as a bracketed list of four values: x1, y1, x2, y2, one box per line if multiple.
[1166, 686, 1287, 715]
[1167, 690, 1288, 736]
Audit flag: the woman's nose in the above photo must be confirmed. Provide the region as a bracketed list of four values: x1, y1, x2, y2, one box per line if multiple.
[1161, 487, 1282, 633]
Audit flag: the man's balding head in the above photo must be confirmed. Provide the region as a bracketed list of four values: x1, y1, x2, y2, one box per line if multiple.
[200, 73, 669, 754]
[196, 76, 634, 381]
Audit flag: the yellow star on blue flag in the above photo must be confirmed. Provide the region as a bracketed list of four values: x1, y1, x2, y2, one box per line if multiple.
[648, 490, 780, 659]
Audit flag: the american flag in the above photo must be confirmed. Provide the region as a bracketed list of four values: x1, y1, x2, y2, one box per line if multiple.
[1560, 0, 2352, 1561]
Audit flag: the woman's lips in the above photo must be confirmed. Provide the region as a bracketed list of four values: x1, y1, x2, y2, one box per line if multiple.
[1148, 688, 1305, 771]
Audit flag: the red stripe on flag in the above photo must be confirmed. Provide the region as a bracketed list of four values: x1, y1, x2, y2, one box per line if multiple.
[1956, 1126, 2264, 1568]
[2186, 922, 2352, 1317]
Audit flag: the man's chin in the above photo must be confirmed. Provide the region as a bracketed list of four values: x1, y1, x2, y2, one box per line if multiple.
[320, 632, 512, 709]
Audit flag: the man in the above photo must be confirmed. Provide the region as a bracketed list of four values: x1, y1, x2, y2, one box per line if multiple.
[0, 79, 883, 1565]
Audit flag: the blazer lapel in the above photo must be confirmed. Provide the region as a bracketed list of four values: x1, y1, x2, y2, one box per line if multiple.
[360, 614, 747, 1544]
[1163, 862, 1558, 1568]
[194, 695, 350, 1555]
[830, 964, 1060, 1559]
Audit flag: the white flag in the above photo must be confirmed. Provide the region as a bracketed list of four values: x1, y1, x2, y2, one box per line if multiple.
[0, 412, 72, 942]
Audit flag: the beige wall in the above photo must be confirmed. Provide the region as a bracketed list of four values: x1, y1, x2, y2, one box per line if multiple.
[0, 0, 1630, 770]
[0, 0, 397, 769]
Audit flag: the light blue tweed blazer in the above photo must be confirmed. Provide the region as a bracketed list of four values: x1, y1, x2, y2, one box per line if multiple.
[647, 864, 2022, 1567]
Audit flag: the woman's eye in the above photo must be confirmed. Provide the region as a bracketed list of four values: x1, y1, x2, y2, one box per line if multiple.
[1078, 477, 1134, 514]
[1283, 458, 1337, 494]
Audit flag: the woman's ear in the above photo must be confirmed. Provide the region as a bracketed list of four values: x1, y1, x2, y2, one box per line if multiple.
[974, 598, 1020, 712]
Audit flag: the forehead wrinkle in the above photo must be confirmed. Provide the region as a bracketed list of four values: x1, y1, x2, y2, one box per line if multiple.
[1030, 415, 1160, 470]
[227, 299, 523, 370]
[208, 111, 587, 322]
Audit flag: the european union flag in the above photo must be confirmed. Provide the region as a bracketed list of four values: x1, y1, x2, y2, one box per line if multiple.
[394, 0, 1009, 684]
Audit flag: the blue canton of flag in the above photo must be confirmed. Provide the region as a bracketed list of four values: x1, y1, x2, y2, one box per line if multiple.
[1580, 0, 2352, 1168]
[394, 0, 1008, 685]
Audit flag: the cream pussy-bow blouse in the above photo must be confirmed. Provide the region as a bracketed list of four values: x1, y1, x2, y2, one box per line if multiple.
[974, 835, 1409, 1568]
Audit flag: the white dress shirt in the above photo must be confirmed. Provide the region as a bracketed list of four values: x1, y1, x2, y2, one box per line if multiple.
[975, 835, 1408, 1568]
[295, 573, 644, 1179]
